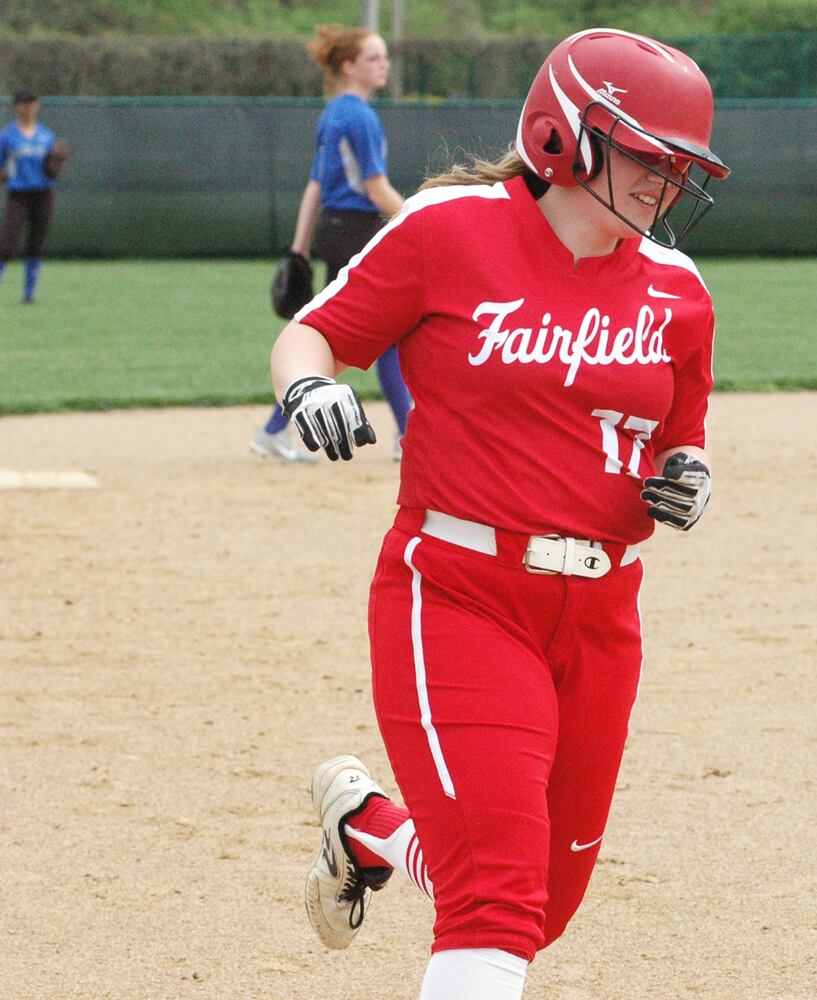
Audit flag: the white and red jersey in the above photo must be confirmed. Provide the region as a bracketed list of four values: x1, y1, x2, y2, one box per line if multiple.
[297, 175, 714, 544]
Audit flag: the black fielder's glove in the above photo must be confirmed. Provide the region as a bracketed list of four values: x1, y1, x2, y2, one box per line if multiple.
[282, 375, 376, 462]
[43, 137, 73, 179]
[641, 452, 712, 531]
[271, 250, 315, 319]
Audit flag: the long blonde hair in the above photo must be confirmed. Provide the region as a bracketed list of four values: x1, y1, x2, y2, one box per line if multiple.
[309, 23, 373, 95]
[420, 149, 533, 190]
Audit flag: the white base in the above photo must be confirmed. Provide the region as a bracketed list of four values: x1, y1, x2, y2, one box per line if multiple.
[0, 469, 99, 490]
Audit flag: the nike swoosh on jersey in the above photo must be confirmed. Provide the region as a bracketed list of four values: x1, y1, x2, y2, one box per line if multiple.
[646, 284, 682, 299]
[570, 834, 604, 852]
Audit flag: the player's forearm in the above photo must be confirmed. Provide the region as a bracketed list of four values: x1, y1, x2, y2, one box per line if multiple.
[364, 174, 404, 217]
[270, 321, 345, 400]
[291, 180, 322, 256]
[654, 444, 711, 475]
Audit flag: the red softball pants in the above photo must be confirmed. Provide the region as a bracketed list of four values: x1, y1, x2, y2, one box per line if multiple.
[368, 507, 644, 962]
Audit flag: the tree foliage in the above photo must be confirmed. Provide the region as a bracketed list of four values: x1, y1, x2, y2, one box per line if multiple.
[2, 0, 817, 37]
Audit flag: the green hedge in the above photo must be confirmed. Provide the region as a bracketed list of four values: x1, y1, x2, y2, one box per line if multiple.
[0, 35, 322, 97]
[1, 32, 815, 99]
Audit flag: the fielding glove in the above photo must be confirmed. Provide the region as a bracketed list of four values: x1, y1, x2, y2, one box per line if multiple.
[43, 137, 73, 179]
[282, 375, 376, 462]
[271, 250, 314, 319]
[641, 452, 711, 531]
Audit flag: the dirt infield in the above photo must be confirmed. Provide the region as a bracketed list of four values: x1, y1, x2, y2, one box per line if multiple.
[1, 396, 815, 1000]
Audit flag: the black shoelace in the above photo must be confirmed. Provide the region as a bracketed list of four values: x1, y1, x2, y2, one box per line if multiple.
[339, 867, 367, 929]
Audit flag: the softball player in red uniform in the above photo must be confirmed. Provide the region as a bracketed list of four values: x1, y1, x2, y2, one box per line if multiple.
[270, 28, 730, 1000]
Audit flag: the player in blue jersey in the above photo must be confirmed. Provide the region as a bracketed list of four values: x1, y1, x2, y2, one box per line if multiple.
[0, 91, 69, 304]
[251, 25, 411, 463]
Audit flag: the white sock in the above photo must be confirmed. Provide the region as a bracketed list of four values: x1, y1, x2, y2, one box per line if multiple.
[344, 817, 434, 899]
[419, 948, 528, 1000]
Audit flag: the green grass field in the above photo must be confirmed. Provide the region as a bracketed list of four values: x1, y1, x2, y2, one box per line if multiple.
[1, 257, 815, 415]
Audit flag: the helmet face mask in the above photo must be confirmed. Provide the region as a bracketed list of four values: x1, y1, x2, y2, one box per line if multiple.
[575, 105, 716, 249]
[516, 28, 730, 248]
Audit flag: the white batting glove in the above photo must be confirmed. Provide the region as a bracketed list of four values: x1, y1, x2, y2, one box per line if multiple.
[641, 452, 712, 531]
[282, 375, 376, 462]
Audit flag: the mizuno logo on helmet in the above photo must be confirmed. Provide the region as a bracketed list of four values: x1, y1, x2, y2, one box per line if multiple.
[598, 81, 628, 105]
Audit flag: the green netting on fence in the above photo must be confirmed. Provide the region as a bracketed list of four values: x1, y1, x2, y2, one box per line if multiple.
[3, 97, 816, 257]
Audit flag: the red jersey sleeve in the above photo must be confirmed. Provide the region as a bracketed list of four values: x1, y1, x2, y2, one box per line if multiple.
[296, 207, 426, 371]
[652, 302, 714, 454]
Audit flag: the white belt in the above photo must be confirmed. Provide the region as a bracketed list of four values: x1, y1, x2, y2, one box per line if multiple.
[523, 534, 609, 578]
[421, 510, 639, 579]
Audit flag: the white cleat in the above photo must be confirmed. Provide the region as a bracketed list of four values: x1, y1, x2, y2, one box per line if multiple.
[249, 427, 318, 464]
[305, 755, 392, 949]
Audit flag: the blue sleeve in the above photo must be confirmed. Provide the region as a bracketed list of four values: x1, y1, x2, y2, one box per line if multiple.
[346, 108, 387, 180]
[308, 150, 320, 182]
[0, 129, 8, 167]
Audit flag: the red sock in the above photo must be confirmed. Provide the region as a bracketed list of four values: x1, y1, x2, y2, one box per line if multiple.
[345, 795, 410, 868]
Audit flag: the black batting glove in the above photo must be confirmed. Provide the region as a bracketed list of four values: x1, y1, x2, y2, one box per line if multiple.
[641, 452, 712, 531]
[282, 375, 376, 462]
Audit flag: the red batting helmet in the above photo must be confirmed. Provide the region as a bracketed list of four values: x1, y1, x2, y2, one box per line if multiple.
[516, 28, 730, 245]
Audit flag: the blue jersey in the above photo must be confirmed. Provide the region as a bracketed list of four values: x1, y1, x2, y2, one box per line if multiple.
[0, 122, 56, 192]
[309, 94, 387, 213]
